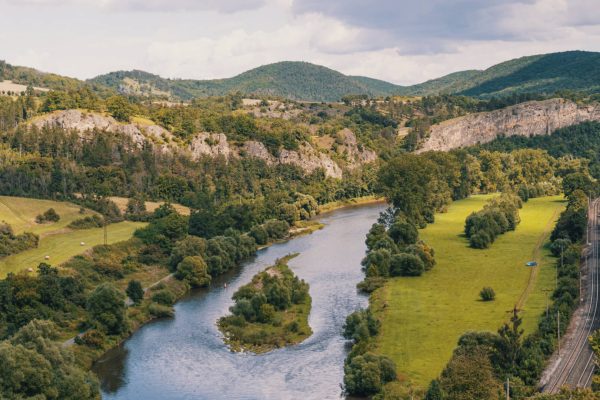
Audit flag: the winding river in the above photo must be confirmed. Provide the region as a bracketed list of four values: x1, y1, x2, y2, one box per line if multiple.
[94, 203, 385, 400]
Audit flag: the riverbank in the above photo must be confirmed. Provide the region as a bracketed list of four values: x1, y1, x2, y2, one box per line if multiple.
[372, 195, 564, 389]
[79, 199, 373, 373]
[93, 202, 384, 399]
[318, 195, 386, 215]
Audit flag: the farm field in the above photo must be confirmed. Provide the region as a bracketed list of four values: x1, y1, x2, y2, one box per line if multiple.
[373, 194, 565, 388]
[0, 196, 144, 277]
[108, 196, 191, 216]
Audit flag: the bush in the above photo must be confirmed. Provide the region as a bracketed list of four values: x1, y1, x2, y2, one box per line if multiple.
[344, 353, 397, 396]
[389, 253, 425, 276]
[148, 303, 174, 318]
[86, 283, 127, 335]
[126, 280, 144, 304]
[67, 214, 104, 229]
[343, 309, 379, 343]
[78, 329, 106, 348]
[175, 256, 211, 287]
[263, 219, 289, 240]
[480, 287, 496, 301]
[35, 208, 60, 223]
[151, 289, 176, 306]
[356, 277, 387, 293]
[249, 225, 268, 245]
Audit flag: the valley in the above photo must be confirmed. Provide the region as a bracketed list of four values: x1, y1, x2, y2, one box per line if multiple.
[0, 44, 600, 400]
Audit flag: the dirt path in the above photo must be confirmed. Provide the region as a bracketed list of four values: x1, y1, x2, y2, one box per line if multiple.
[515, 207, 561, 310]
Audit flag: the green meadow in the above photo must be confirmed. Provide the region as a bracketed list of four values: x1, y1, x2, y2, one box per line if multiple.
[0, 196, 144, 277]
[373, 194, 565, 388]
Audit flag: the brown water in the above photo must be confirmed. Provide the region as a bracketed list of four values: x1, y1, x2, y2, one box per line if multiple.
[94, 203, 385, 400]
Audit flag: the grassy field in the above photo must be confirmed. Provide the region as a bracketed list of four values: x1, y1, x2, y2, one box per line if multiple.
[0, 196, 144, 277]
[108, 196, 191, 216]
[0, 195, 101, 236]
[373, 194, 565, 388]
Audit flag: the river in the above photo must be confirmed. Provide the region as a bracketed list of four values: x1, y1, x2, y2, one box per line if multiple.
[94, 203, 385, 400]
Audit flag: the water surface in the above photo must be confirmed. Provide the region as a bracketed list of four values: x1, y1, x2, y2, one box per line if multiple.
[94, 203, 385, 400]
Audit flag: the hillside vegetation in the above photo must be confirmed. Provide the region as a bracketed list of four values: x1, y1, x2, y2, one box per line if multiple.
[90, 62, 402, 102]
[402, 51, 600, 98]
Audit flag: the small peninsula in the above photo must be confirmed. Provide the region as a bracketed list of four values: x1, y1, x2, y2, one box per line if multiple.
[218, 255, 312, 353]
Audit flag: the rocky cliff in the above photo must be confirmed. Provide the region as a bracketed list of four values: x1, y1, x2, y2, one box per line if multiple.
[417, 99, 600, 152]
[31, 110, 376, 179]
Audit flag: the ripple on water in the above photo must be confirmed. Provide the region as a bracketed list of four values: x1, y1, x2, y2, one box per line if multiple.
[95, 204, 385, 400]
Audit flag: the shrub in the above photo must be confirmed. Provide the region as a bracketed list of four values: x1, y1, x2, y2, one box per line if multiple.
[148, 303, 174, 318]
[151, 289, 176, 306]
[263, 219, 289, 240]
[35, 208, 60, 223]
[389, 253, 425, 277]
[175, 256, 211, 287]
[249, 225, 268, 245]
[126, 280, 144, 304]
[356, 277, 387, 293]
[480, 287, 496, 301]
[68, 214, 104, 229]
[344, 353, 397, 396]
[78, 329, 106, 348]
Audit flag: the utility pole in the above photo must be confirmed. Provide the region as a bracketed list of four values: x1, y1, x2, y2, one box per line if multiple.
[542, 289, 552, 318]
[506, 377, 510, 400]
[557, 310, 561, 354]
[103, 218, 108, 246]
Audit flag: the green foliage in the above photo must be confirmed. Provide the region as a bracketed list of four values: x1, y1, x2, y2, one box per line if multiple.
[479, 287, 496, 301]
[175, 256, 211, 287]
[343, 309, 380, 343]
[0, 222, 39, 258]
[67, 214, 104, 229]
[343, 352, 397, 396]
[86, 283, 127, 335]
[401, 51, 600, 98]
[390, 253, 425, 277]
[35, 207, 60, 223]
[126, 280, 144, 304]
[168, 235, 207, 270]
[0, 320, 99, 399]
[465, 193, 522, 249]
[106, 95, 133, 122]
[151, 289, 176, 306]
[91, 61, 402, 102]
[218, 258, 311, 352]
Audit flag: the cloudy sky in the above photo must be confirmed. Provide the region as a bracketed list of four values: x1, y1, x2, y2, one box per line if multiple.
[1, 0, 599, 85]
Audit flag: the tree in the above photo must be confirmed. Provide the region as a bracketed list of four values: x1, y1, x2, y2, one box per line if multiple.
[390, 253, 425, 277]
[126, 280, 144, 304]
[175, 256, 211, 287]
[493, 308, 524, 375]
[343, 309, 379, 343]
[106, 95, 133, 122]
[388, 221, 418, 246]
[439, 347, 501, 400]
[344, 353, 396, 396]
[168, 235, 207, 270]
[86, 283, 127, 335]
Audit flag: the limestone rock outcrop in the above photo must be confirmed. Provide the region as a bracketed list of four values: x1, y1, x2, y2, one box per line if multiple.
[418, 99, 600, 152]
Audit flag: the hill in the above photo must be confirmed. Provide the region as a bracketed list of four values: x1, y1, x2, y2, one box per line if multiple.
[90, 61, 403, 102]
[400, 51, 600, 98]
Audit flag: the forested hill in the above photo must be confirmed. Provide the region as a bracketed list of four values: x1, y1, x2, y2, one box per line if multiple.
[89, 62, 403, 102]
[400, 51, 600, 98]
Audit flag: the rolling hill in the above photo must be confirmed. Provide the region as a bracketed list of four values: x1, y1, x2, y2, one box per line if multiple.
[89, 61, 403, 102]
[401, 50, 600, 98]
[3, 50, 600, 102]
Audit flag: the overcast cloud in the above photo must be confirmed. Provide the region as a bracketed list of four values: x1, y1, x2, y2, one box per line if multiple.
[0, 0, 598, 85]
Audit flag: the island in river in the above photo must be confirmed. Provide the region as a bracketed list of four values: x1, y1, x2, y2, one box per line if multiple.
[218, 254, 312, 353]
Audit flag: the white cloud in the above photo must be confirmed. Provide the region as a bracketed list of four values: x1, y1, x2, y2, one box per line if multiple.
[0, 0, 599, 85]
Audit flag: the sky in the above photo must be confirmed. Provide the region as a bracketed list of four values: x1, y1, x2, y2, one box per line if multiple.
[1, 0, 599, 85]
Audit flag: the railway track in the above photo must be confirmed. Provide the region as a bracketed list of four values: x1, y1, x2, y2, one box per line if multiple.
[542, 197, 600, 392]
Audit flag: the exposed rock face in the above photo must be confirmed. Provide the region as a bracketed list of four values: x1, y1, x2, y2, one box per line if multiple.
[30, 110, 375, 179]
[189, 133, 232, 159]
[190, 135, 343, 178]
[418, 99, 600, 152]
[32, 110, 173, 153]
[336, 128, 377, 169]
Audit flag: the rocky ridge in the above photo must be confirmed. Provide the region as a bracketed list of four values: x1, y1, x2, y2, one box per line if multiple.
[31, 110, 376, 178]
[417, 98, 600, 152]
